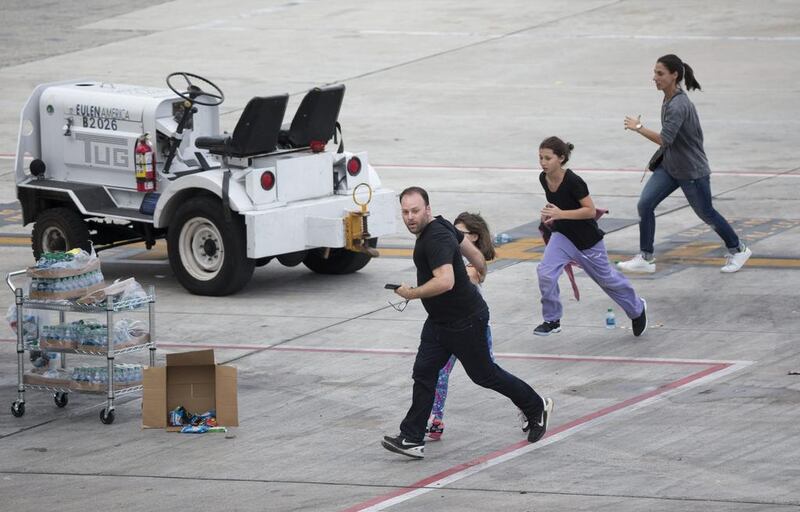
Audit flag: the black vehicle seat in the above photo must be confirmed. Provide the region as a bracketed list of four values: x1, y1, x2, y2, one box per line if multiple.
[278, 84, 345, 149]
[195, 94, 289, 157]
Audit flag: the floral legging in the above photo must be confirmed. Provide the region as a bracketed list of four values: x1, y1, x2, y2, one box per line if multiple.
[430, 325, 494, 421]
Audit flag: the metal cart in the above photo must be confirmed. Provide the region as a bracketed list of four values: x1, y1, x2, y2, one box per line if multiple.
[7, 270, 156, 424]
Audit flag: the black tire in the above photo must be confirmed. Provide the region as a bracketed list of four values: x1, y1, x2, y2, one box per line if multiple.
[303, 238, 377, 275]
[255, 257, 272, 268]
[54, 392, 68, 408]
[31, 208, 90, 260]
[11, 401, 25, 417]
[167, 197, 255, 296]
[100, 408, 115, 424]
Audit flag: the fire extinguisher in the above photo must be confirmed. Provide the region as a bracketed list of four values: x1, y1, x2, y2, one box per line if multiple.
[134, 133, 156, 192]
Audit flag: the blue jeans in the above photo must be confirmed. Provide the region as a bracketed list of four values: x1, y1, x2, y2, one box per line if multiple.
[399, 308, 543, 443]
[638, 166, 740, 255]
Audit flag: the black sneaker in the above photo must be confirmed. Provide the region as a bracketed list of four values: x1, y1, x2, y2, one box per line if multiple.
[381, 434, 425, 459]
[533, 321, 561, 336]
[527, 398, 554, 443]
[632, 298, 647, 337]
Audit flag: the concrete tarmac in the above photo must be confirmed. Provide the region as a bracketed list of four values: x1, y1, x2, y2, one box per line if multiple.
[0, 1, 799, 511]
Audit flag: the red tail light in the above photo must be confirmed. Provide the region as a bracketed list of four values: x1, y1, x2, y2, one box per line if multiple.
[260, 171, 275, 190]
[347, 156, 362, 176]
[310, 140, 326, 153]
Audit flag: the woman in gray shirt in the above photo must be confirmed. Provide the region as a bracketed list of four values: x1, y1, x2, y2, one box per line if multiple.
[617, 54, 752, 274]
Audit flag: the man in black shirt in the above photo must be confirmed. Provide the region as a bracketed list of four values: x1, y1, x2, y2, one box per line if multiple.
[381, 186, 553, 459]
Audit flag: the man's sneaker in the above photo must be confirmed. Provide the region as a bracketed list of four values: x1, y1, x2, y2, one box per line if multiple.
[527, 398, 554, 443]
[533, 320, 561, 336]
[721, 246, 752, 273]
[424, 418, 444, 442]
[381, 435, 425, 459]
[632, 298, 647, 337]
[616, 254, 656, 274]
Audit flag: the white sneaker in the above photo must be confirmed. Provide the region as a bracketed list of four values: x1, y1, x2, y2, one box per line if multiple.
[721, 246, 752, 273]
[616, 254, 656, 273]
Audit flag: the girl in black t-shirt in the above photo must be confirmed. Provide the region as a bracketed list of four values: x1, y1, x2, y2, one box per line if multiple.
[534, 136, 648, 337]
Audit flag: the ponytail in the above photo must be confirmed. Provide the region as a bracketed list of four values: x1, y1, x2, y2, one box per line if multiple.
[682, 62, 702, 91]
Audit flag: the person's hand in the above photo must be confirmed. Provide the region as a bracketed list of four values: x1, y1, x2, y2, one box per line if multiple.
[395, 284, 414, 300]
[541, 213, 554, 226]
[541, 203, 563, 221]
[624, 115, 642, 131]
[466, 265, 481, 285]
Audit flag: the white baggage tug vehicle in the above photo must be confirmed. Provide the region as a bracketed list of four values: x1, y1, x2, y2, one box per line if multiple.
[14, 73, 396, 295]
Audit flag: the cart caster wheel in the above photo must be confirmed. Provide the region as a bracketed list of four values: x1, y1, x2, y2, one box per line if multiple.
[11, 401, 25, 417]
[54, 392, 68, 408]
[100, 408, 115, 424]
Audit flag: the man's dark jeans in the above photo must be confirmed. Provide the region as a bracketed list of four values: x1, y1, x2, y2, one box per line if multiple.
[399, 307, 543, 442]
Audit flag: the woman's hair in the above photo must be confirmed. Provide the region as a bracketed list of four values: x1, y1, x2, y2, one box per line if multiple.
[539, 136, 575, 165]
[657, 54, 702, 91]
[454, 212, 496, 261]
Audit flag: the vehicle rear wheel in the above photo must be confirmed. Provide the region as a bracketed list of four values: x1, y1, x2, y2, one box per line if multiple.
[303, 238, 377, 275]
[31, 208, 91, 259]
[167, 197, 254, 296]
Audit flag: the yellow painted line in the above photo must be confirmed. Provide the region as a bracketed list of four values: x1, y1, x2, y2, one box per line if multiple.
[0, 237, 29, 246]
[662, 242, 721, 258]
[127, 243, 168, 260]
[379, 238, 547, 260]
[2, 236, 799, 268]
[378, 241, 800, 269]
[657, 257, 800, 269]
[377, 248, 413, 257]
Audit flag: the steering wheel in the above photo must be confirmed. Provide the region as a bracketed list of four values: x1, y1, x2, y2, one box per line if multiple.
[166, 72, 225, 107]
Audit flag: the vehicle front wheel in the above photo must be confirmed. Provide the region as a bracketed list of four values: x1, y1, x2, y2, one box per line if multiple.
[31, 208, 91, 260]
[303, 238, 377, 275]
[167, 197, 255, 296]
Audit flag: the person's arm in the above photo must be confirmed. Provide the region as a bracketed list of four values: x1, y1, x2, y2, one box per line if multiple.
[460, 236, 486, 283]
[625, 115, 662, 145]
[396, 264, 454, 300]
[541, 193, 596, 221]
[625, 97, 687, 147]
[465, 265, 481, 285]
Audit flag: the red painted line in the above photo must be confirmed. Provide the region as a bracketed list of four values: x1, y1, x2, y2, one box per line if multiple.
[342, 362, 731, 512]
[496, 353, 714, 366]
[373, 163, 796, 176]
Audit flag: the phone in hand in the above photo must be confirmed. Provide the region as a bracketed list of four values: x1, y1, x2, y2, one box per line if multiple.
[384, 283, 401, 290]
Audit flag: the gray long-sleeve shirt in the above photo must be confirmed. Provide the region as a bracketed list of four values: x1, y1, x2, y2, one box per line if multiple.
[660, 89, 711, 180]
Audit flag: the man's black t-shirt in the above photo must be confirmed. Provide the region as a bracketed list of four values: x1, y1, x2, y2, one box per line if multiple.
[539, 169, 604, 250]
[414, 216, 486, 323]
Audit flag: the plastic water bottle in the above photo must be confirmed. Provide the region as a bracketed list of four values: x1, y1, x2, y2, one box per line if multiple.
[494, 233, 512, 245]
[605, 308, 616, 329]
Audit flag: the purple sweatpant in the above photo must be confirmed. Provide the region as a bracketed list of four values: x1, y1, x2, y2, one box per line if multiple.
[538, 233, 643, 322]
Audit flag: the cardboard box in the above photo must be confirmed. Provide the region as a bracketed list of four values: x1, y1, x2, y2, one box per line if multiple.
[142, 349, 238, 430]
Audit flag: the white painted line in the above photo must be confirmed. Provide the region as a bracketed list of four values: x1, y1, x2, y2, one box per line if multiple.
[509, 33, 800, 42]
